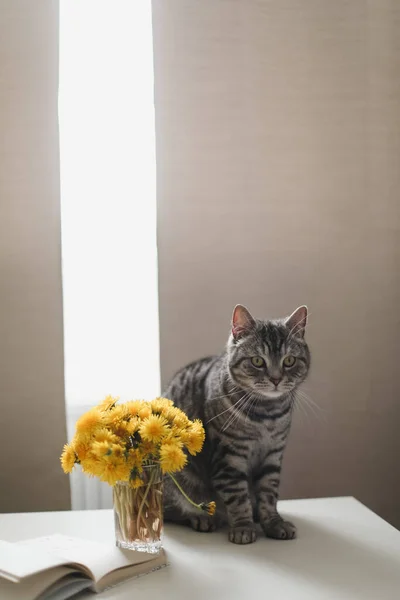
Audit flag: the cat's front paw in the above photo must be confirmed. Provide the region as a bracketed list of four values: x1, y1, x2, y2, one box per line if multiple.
[263, 517, 297, 540]
[229, 524, 257, 545]
[190, 516, 217, 533]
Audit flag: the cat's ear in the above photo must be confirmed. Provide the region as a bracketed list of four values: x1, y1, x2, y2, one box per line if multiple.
[232, 305, 256, 340]
[286, 306, 308, 338]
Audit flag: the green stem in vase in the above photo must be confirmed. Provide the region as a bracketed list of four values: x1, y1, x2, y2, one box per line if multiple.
[136, 467, 157, 535]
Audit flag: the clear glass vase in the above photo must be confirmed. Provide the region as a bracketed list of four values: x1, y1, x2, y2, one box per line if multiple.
[113, 464, 163, 553]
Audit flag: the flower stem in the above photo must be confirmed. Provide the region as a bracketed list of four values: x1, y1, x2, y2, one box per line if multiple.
[136, 466, 156, 532]
[168, 472, 203, 511]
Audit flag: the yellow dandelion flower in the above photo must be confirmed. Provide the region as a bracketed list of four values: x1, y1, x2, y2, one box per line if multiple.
[109, 443, 126, 459]
[151, 397, 174, 414]
[72, 437, 91, 461]
[97, 395, 119, 411]
[182, 424, 205, 455]
[76, 408, 103, 435]
[159, 397, 174, 407]
[93, 427, 118, 445]
[126, 448, 144, 469]
[113, 421, 131, 440]
[190, 419, 205, 435]
[125, 400, 144, 417]
[137, 402, 152, 420]
[98, 461, 131, 486]
[91, 440, 113, 459]
[139, 414, 169, 443]
[164, 406, 190, 429]
[137, 440, 157, 461]
[71, 428, 91, 448]
[129, 476, 145, 489]
[200, 501, 216, 516]
[60, 444, 76, 473]
[126, 418, 140, 435]
[182, 419, 205, 454]
[159, 441, 187, 473]
[81, 455, 104, 478]
[102, 404, 129, 427]
[160, 427, 186, 450]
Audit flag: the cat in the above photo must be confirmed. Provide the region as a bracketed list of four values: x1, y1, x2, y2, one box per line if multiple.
[163, 304, 310, 544]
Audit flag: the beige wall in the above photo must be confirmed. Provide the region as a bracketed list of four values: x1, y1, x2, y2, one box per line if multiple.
[0, 1, 70, 512]
[153, 0, 400, 527]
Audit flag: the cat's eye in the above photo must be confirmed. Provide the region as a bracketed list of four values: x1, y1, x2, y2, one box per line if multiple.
[283, 355, 296, 368]
[251, 356, 265, 368]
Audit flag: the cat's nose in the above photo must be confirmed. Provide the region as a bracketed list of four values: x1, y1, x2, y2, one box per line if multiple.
[270, 377, 282, 387]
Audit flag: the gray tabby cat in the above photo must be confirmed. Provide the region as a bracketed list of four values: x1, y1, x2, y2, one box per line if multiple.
[163, 304, 310, 544]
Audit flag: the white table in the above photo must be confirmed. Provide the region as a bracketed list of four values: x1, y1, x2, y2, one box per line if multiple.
[1, 497, 400, 599]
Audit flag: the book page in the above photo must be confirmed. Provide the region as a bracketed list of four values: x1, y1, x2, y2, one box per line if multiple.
[0, 541, 73, 583]
[94, 550, 167, 593]
[19, 535, 161, 584]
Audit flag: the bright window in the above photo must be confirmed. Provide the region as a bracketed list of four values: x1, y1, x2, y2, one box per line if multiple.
[59, 0, 159, 428]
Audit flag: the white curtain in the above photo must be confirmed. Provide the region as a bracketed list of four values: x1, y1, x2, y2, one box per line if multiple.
[59, 0, 160, 509]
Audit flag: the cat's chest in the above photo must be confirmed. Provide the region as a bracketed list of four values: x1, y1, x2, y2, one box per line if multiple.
[247, 433, 275, 470]
[245, 415, 291, 467]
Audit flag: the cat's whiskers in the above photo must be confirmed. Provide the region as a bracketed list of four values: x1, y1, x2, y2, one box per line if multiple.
[221, 392, 253, 431]
[245, 395, 259, 424]
[295, 389, 326, 423]
[206, 391, 247, 424]
[226, 390, 264, 431]
[293, 394, 310, 426]
[220, 394, 251, 432]
[222, 403, 248, 433]
[296, 388, 325, 412]
[300, 393, 325, 414]
[208, 386, 240, 403]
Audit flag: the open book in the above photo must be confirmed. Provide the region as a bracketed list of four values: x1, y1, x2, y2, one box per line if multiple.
[0, 534, 167, 600]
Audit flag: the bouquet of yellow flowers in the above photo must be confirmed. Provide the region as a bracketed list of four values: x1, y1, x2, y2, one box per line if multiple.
[61, 396, 215, 551]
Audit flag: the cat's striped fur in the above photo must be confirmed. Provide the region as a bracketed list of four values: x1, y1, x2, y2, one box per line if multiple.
[163, 305, 310, 544]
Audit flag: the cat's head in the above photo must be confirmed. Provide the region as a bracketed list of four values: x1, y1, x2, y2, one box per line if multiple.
[226, 305, 310, 399]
